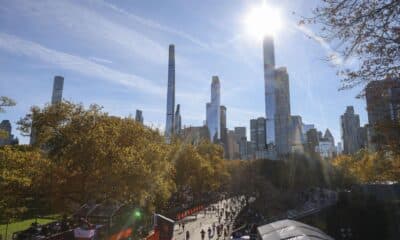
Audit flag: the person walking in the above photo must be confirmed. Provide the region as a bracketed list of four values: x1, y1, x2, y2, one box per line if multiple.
[208, 227, 212, 239]
[186, 230, 190, 240]
[182, 222, 185, 232]
[201, 229, 205, 240]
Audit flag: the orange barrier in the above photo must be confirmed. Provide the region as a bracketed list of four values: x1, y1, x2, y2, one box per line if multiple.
[175, 205, 204, 220]
[108, 228, 133, 240]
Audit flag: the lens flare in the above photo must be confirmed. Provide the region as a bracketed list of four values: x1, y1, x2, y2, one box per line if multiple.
[244, 3, 282, 39]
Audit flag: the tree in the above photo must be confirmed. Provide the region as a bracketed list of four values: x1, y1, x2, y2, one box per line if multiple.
[0, 96, 16, 113]
[171, 142, 229, 200]
[305, 0, 400, 91]
[17, 102, 176, 213]
[0, 96, 16, 139]
[332, 149, 400, 183]
[0, 146, 50, 222]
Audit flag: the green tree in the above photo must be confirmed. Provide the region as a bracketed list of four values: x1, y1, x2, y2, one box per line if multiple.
[0, 97, 16, 113]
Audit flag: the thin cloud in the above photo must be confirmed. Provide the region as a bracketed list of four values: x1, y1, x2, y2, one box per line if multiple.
[0, 33, 164, 95]
[97, 0, 210, 49]
[88, 56, 113, 64]
[295, 24, 345, 66]
[7, 0, 167, 65]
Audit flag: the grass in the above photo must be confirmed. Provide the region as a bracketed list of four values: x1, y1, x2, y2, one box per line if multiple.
[0, 217, 56, 240]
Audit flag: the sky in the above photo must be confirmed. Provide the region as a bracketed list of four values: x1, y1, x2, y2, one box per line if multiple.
[0, 0, 368, 145]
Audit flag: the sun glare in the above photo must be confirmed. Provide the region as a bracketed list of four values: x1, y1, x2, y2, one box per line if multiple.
[244, 2, 282, 40]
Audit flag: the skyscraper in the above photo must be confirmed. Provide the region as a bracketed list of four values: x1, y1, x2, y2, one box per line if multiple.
[275, 67, 291, 154]
[165, 44, 175, 143]
[250, 117, 266, 151]
[51, 76, 64, 105]
[263, 36, 291, 156]
[234, 127, 247, 159]
[289, 116, 304, 153]
[206, 76, 221, 142]
[263, 36, 276, 147]
[227, 130, 240, 159]
[365, 78, 400, 150]
[341, 106, 363, 154]
[32, 75, 64, 145]
[174, 104, 182, 135]
[306, 128, 319, 156]
[135, 109, 143, 124]
[0, 120, 17, 146]
[220, 105, 228, 158]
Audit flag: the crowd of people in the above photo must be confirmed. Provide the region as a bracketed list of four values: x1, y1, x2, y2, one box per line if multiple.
[175, 195, 246, 240]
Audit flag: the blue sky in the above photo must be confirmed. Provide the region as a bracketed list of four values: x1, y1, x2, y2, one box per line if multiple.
[0, 0, 367, 144]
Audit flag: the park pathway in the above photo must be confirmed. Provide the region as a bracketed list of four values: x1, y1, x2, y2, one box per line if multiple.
[172, 197, 244, 240]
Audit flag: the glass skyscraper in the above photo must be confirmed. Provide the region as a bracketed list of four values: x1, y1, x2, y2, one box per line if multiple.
[165, 44, 175, 143]
[51, 76, 64, 105]
[263, 36, 276, 147]
[263, 37, 291, 155]
[206, 76, 221, 142]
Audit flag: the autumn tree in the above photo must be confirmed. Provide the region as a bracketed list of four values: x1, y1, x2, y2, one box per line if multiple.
[333, 149, 400, 183]
[306, 0, 400, 90]
[171, 141, 229, 202]
[0, 96, 16, 140]
[18, 102, 176, 213]
[0, 146, 50, 223]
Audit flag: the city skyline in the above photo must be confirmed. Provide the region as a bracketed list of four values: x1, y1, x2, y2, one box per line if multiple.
[0, 0, 368, 144]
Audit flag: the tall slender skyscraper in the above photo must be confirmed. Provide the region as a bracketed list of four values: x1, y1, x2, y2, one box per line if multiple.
[206, 76, 221, 142]
[263, 36, 276, 147]
[165, 44, 175, 143]
[51, 76, 64, 105]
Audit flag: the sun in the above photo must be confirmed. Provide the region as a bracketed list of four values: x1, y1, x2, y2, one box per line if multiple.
[244, 2, 282, 39]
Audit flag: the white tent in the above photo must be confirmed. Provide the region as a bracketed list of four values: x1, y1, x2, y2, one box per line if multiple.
[257, 219, 334, 240]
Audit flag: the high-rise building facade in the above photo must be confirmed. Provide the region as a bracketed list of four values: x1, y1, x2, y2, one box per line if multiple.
[135, 109, 143, 124]
[263, 36, 277, 148]
[165, 44, 176, 143]
[289, 116, 304, 153]
[181, 126, 210, 145]
[51, 76, 64, 105]
[341, 106, 363, 154]
[250, 117, 266, 151]
[306, 128, 319, 156]
[302, 123, 315, 143]
[263, 36, 292, 156]
[220, 105, 228, 158]
[0, 120, 17, 146]
[206, 76, 221, 142]
[275, 67, 291, 154]
[365, 78, 400, 150]
[227, 130, 240, 159]
[174, 104, 182, 135]
[234, 127, 247, 159]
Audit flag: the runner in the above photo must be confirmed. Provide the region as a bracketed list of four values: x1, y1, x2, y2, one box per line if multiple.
[200, 229, 205, 240]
